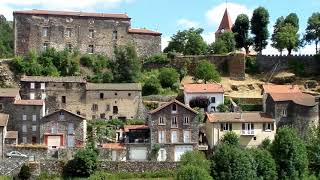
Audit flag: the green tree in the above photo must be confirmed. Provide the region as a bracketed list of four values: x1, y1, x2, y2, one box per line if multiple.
[164, 28, 208, 55]
[284, 13, 299, 30]
[63, 148, 98, 177]
[158, 67, 179, 88]
[209, 38, 227, 54]
[194, 60, 221, 83]
[179, 151, 210, 173]
[221, 131, 240, 146]
[177, 165, 213, 180]
[250, 149, 277, 180]
[0, 15, 13, 58]
[142, 76, 161, 96]
[210, 32, 235, 54]
[211, 145, 256, 180]
[304, 13, 320, 53]
[232, 14, 253, 54]
[305, 126, 320, 175]
[251, 7, 270, 53]
[271, 16, 286, 54]
[112, 44, 141, 83]
[271, 127, 308, 179]
[18, 164, 31, 180]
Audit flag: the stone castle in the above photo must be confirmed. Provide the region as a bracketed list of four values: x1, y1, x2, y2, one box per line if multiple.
[13, 10, 162, 57]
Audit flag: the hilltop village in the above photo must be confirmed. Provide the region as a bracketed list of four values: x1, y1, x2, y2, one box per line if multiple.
[0, 4, 320, 180]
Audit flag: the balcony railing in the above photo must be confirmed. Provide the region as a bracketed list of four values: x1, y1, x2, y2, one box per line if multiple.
[241, 130, 255, 136]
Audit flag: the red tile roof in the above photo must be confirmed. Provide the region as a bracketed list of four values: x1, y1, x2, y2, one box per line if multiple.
[5, 131, 18, 139]
[262, 84, 300, 94]
[269, 92, 317, 107]
[216, 8, 233, 34]
[102, 143, 125, 150]
[124, 125, 149, 132]
[14, 9, 130, 19]
[184, 83, 224, 93]
[206, 112, 274, 123]
[0, 113, 9, 126]
[128, 28, 162, 36]
[0, 88, 20, 98]
[14, 99, 44, 106]
[149, 99, 198, 114]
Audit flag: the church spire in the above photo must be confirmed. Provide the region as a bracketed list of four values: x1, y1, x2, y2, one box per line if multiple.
[215, 5, 233, 40]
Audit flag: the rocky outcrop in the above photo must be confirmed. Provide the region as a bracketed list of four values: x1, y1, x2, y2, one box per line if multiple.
[0, 59, 18, 88]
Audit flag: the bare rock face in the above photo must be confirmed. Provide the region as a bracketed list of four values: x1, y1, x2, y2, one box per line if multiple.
[0, 59, 18, 88]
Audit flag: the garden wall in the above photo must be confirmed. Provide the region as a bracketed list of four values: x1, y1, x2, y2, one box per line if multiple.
[256, 54, 320, 74]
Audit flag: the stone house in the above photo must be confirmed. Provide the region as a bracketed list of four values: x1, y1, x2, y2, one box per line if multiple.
[13, 9, 161, 58]
[0, 88, 20, 130]
[40, 109, 86, 148]
[149, 100, 199, 162]
[13, 99, 45, 144]
[0, 113, 9, 159]
[184, 83, 224, 112]
[205, 112, 276, 148]
[101, 143, 126, 161]
[262, 84, 319, 137]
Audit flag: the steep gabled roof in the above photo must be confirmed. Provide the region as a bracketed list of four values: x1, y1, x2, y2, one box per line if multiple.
[43, 109, 85, 120]
[149, 99, 198, 114]
[14, 9, 130, 20]
[216, 8, 233, 34]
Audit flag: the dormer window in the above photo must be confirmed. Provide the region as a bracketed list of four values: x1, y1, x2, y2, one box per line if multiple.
[59, 111, 65, 121]
[172, 104, 177, 113]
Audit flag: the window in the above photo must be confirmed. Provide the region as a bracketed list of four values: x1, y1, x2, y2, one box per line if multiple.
[77, 111, 81, 115]
[65, 28, 72, 38]
[158, 148, 166, 161]
[32, 115, 37, 122]
[282, 109, 287, 117]
[211, 97, 216, 103]
[51, 123, 58, 133]
[184, 116, 189, 125]
[171, 131, 178, 143]
[242, 123, 254, 135]
[92, 104, 98, 112]
[43, 43, 49, 51]
[183, 130, 191, 143]
[220, 123, 232, 131]
[89, 29, 94, 38]
[32, 125, 37, 132]
[263, 123, 274, 131]
[42, 27, 48, 37]
[40, 83, 45, 90]
[30, 83, 35, 89]
[22, 115, 27, 121]
[158, 130, 165, 143]
[115, 92, 118, 96]
[113, 106, 118, 114]
[41, 93, 46, 99]
[171, 116, 178, 128]
[100, 113, 106, 119]
[88, 45, 94, 53]
[22, 137, 27, 144]
[106, 104, 110, 111]
[68, 123, 74, 134]
[159, 116, 165, 125]
[128, 93, 131, 96]
[112, 30, 118, 41]
[30, 92, 35, 100]
[172, 104, 177, 113]
[61, 96, 66, 103]
[22, 125, 27, 133]
[59, 111, 65, 121]
[100, 93, 104, 99]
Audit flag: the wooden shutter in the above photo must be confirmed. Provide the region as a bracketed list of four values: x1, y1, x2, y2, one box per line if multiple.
[263, 123, 266, 131]
[229, 123, 232, 131]
[220, 123, 223, 131]
[242, 123, 245, 130]
[271, 123, 274, 131]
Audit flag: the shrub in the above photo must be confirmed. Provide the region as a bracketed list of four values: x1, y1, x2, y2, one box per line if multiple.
[240, 104, 262, 111]
[217, 104, 228, 112]
[18, 164, 31, 180]
[177, 165, 212, 180]
[259, 138, 272, 151]
[179, 151, 210, 172]
[221, 131, 240, 147]
[125, 119, 145, 125]
[250, 148, 277, 180]
[149, 144, 160, 161]
[80, 54, 94, 67]
[158, 67, 179, 88]
[63, 148, 98, 177]
[142, 76, 161, 96]
[245, 56, 259, 74]
[36, 171, 61, 180]
[194, 60, 221, 83]
[145, 53, 169, 64]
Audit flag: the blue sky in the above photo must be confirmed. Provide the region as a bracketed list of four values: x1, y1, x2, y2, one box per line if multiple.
[1, 0, 319, 54]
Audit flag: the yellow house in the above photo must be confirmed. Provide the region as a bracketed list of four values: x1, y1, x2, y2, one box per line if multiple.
[205, 112, 276, 148]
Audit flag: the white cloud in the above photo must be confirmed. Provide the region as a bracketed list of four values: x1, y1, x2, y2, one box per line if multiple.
[263, 40, 317, 55]
[201, 32, 215, 44]
[177, 19, 199, 29]
[0, 0, 134, 20]
[206, 2, 253, 26]
[161, 36, 171, 51]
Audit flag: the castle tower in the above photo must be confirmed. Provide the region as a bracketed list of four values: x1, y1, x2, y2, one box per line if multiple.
[215, 8, 233, 40]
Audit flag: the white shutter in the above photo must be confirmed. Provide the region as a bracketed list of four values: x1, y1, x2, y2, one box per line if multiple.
[183, 130, 190, 143]
[171, 131, 178, 143]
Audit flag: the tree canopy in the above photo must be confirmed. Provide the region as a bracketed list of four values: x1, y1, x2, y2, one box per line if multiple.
[0, 15, 13, 58]
[232, 14, 252, 54]
[194, 60, 221, 83]
[164, 28, 208, 55]
[304, 12, 320, 54]
[210, 32, 235, 54]
[251, 7, 270, 53]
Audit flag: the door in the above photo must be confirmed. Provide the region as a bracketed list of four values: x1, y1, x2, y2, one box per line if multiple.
[129, 147, 147, 161]
[32, 137, 37, 144]
[174, 145, 193, 161]
[47, 136, 61, 148]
